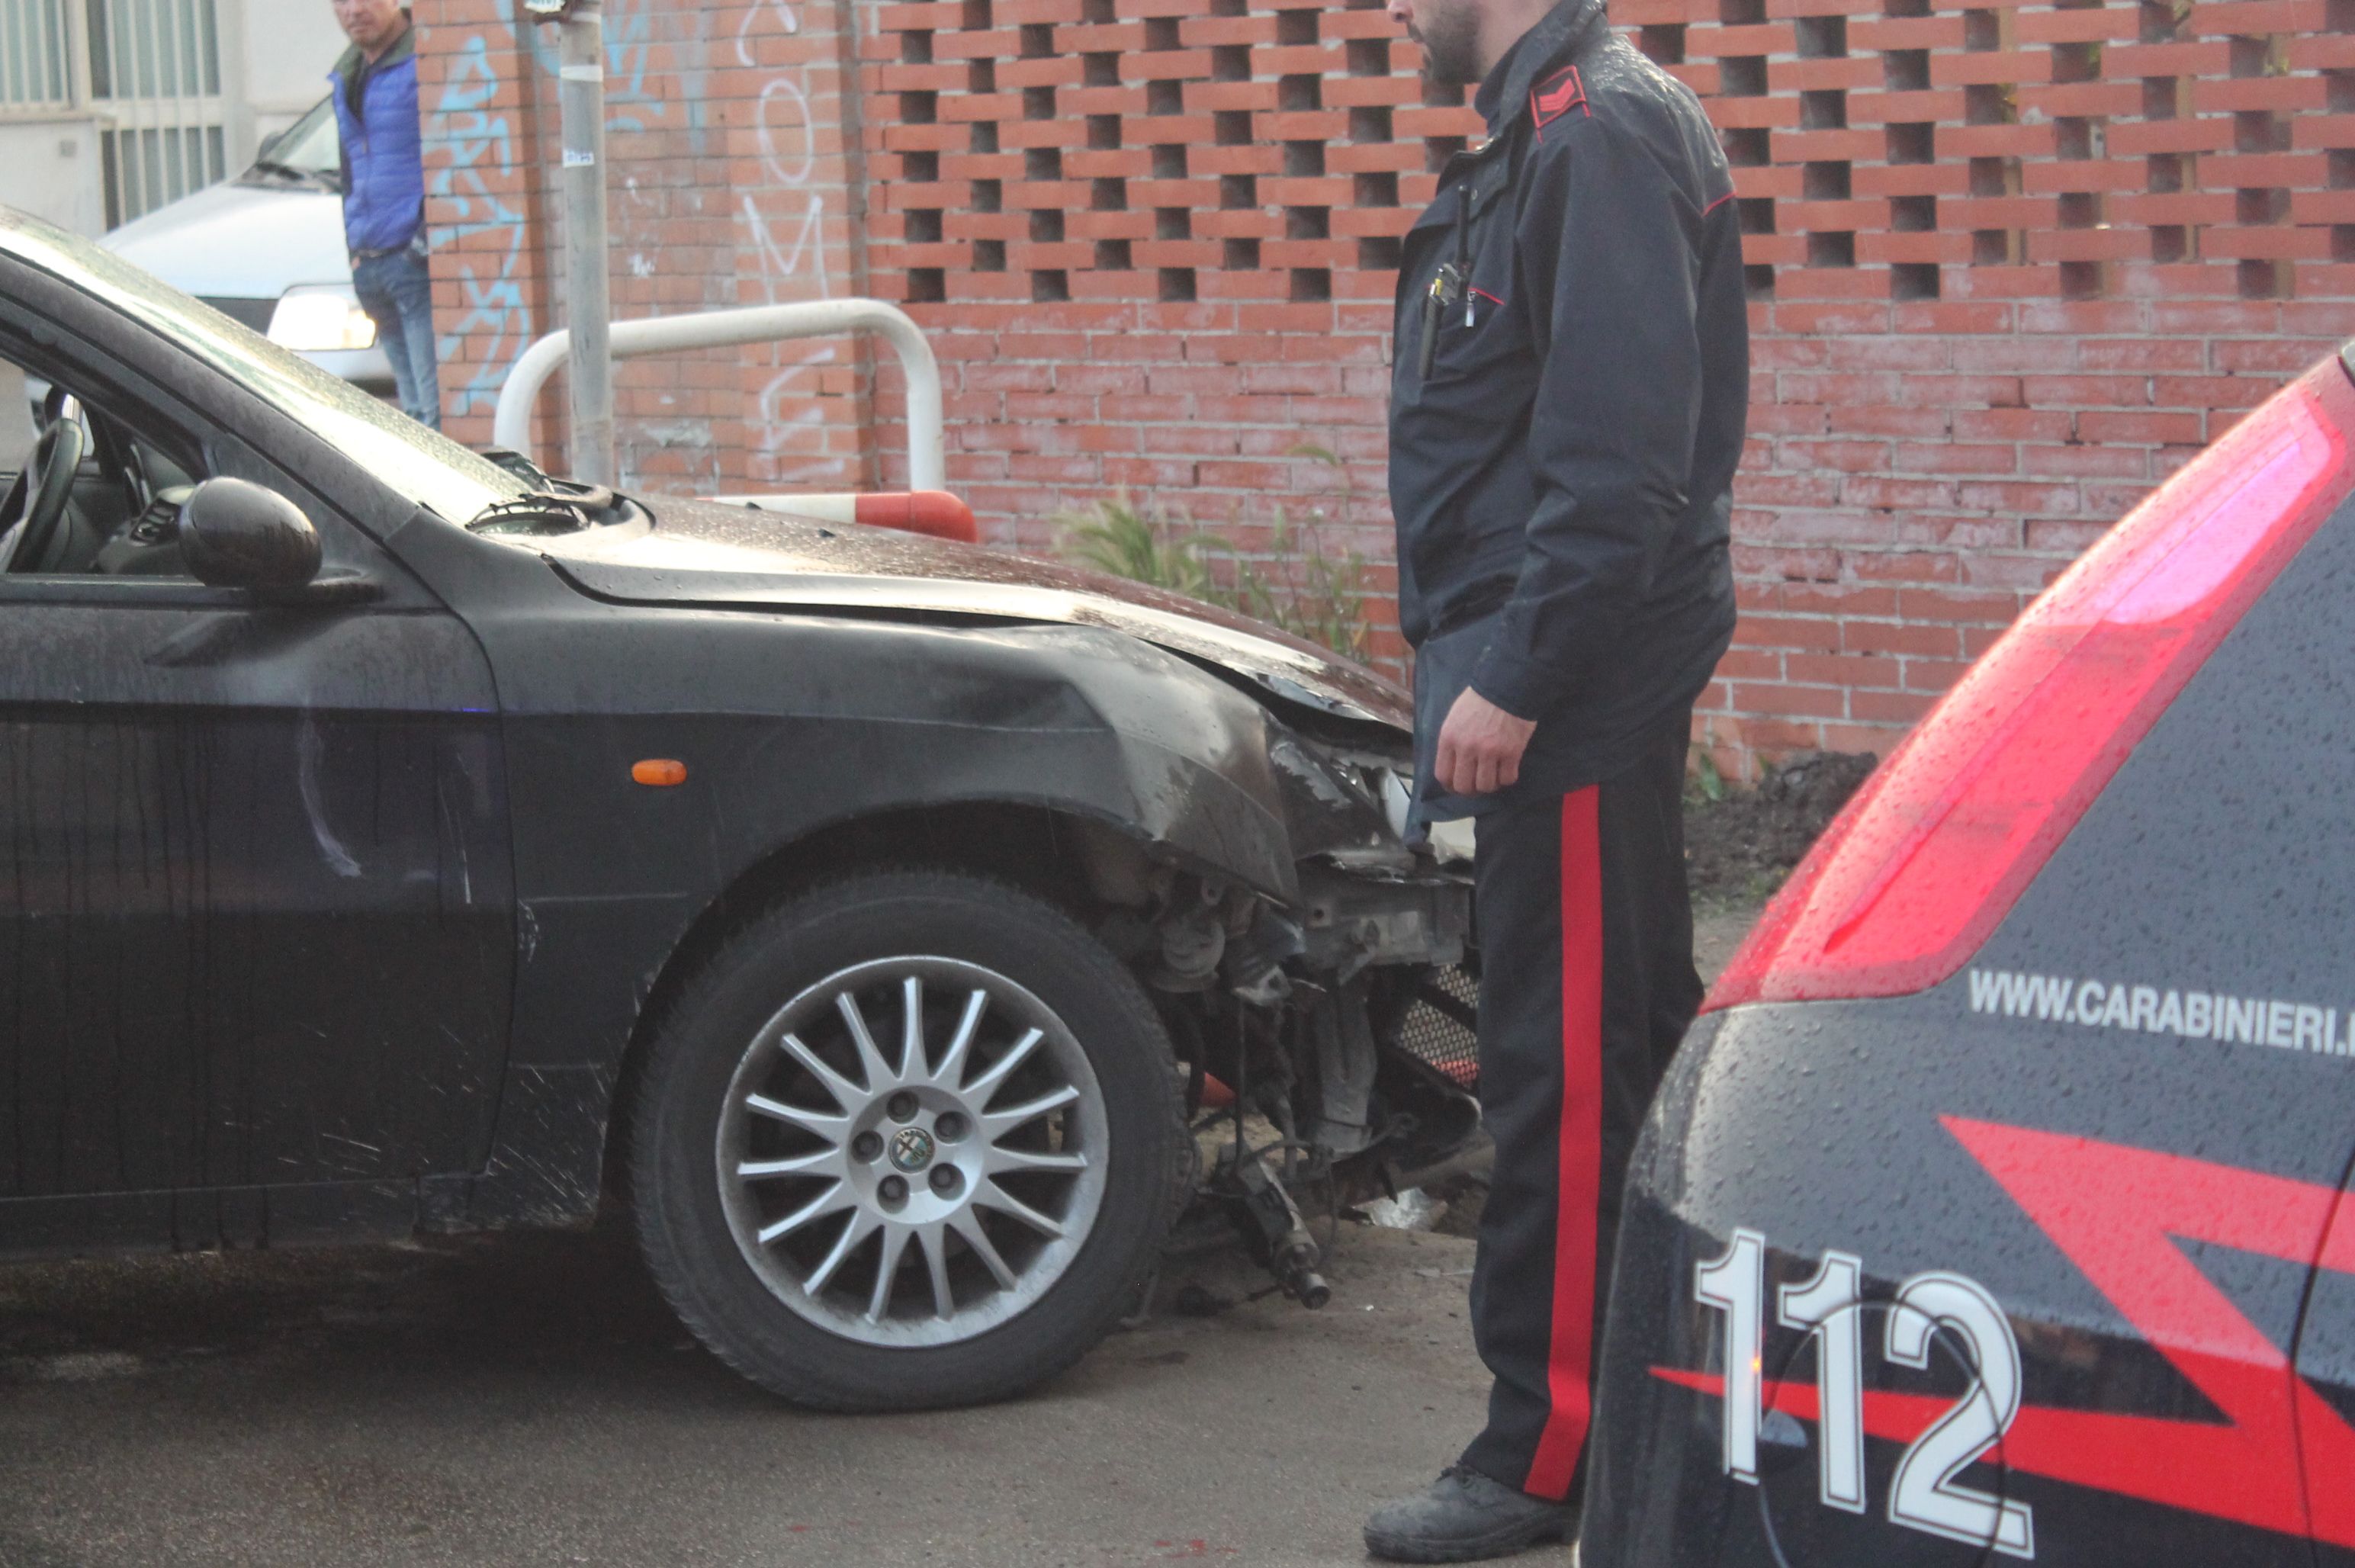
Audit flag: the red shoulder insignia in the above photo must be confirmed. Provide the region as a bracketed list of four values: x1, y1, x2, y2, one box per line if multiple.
[1528, 65, 1587, 137]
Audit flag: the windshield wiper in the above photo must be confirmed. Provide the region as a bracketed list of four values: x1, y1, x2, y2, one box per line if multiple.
[246, 159, 339, 191]
[466, 484, 625, 535]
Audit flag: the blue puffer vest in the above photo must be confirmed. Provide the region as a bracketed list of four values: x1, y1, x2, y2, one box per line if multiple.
[329, 24, 423, 256]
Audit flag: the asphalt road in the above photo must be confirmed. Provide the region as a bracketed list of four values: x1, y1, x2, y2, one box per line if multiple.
[0, 905, 1759, 1568]
[0, 1223, 1489, 1567]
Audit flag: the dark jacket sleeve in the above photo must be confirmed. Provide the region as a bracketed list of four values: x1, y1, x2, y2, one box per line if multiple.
[1468, 116, 1708, 720]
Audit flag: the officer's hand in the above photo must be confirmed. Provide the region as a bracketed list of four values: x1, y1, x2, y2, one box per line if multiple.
[1435, 689, 1537, 797]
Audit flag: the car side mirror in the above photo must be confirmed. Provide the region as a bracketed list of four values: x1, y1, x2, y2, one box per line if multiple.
[177, 477, 322, 590]
[255, 127, 284, 161]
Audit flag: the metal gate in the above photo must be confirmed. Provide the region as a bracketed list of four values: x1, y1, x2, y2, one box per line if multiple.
[85, 0, 226, 227]
[0, 0, 75, 113]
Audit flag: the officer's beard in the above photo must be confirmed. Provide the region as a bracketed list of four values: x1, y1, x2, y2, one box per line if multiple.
[1408, 4, 1483, 88]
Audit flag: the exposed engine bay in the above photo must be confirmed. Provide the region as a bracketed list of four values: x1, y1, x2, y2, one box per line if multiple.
[1072, 728, 1482, 1313]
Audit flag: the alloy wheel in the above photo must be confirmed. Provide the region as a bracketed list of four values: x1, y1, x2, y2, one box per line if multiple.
[715, 956, 1110, 1346]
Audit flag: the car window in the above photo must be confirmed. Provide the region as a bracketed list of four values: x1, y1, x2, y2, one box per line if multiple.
[0, 209, 530, 525]
[0, 341, 210, 577]
[0, 358, 38, 482]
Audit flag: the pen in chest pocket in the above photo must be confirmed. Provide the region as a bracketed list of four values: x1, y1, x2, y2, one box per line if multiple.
[1418, 265, 1461, 378]
[1416, 182, 1480, 378]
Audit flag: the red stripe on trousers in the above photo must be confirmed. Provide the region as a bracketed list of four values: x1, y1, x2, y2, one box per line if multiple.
[1525, 787, 1604, 1499]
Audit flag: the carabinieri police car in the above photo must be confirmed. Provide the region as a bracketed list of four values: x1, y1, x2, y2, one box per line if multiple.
[1582, 344, 2355, 1567]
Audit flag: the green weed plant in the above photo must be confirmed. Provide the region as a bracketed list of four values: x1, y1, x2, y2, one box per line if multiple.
[1052, 445, 1374, 662]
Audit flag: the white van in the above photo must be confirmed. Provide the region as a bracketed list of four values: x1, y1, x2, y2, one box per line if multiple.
[99, 94, 394, 392]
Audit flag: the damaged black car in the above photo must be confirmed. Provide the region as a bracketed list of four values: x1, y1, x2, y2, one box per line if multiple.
[0, 207, 1482, 1409]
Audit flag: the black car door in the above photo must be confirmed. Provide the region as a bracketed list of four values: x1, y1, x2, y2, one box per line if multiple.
[0, 291, 515, 1210]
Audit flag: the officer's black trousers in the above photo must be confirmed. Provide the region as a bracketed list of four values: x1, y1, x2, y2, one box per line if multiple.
[1457, 712, 1703, 1502]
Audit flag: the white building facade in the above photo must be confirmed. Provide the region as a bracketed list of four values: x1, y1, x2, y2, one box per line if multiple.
[0, 0, 346, 236]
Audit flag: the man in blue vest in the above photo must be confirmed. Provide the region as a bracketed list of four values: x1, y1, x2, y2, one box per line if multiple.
[329, 0, 438, 430]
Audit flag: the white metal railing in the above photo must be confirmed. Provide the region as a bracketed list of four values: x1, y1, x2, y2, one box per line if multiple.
[491, 299, 947, 493]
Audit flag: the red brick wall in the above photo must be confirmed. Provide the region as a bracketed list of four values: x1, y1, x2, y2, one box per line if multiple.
[857, 0, 1480, 670]
[414, 0, 875, 493]
[1634, 0, 2355, 770]
[417, 0, 2355, 777]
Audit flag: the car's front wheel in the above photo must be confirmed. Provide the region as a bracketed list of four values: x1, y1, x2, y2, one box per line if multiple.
[631, 869, 1189, 1409]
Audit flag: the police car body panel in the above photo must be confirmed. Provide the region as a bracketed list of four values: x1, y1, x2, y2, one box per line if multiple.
[1582, 350, 2355, 1566]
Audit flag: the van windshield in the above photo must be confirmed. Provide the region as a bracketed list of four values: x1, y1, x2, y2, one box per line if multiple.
[245, 95, 341, 191]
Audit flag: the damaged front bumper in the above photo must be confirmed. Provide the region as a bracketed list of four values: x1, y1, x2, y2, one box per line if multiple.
[1107, 720, 1482, 1313]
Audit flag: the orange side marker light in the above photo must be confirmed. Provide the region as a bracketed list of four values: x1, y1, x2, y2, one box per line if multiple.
[632, 759, 689, 787]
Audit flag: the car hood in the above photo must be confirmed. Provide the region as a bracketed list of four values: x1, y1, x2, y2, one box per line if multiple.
[101, 181, 349, 297]
[529, 493, 1414, 731]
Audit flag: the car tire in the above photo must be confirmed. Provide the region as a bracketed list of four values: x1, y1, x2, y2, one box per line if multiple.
[631, 869, 1190, 1410]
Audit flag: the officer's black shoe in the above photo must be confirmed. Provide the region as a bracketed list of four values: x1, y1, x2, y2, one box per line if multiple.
[1362, 1466, 1578, 1563]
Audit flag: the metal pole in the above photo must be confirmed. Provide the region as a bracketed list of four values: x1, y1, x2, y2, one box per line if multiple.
[554, 0, 612, 485]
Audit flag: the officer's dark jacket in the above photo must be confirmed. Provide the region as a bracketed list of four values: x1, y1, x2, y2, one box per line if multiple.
[1390, 0, 1747, 823]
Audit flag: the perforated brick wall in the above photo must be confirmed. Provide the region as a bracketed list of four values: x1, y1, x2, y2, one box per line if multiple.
[854, 0, 1482, 668]
[1626, 0, 2355, 767]
[419, 0, 2355, 775]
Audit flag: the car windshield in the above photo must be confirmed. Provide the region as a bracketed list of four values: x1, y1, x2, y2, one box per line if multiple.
[245, 95, 341, 188]
[0, 208, 529, 522]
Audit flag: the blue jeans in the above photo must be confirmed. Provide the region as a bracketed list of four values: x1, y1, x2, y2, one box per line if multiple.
[352, 244, 442, 432]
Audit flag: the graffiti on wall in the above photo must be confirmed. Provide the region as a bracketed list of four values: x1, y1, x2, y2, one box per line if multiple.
[423, 26, 532, 426]
[422, 0, 847, 485]
[424, 0, 706, 445]
[735, 0, 842, 486]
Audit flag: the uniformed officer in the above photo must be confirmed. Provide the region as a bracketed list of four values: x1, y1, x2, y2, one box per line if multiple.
[1362, 0, 1749, 1557]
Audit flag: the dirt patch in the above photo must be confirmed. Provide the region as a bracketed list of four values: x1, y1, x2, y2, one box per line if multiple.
[1693, 902, 1759, 987]
[1428, 1171, 1488, 1239]
[1685, 750, 1877, 906]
